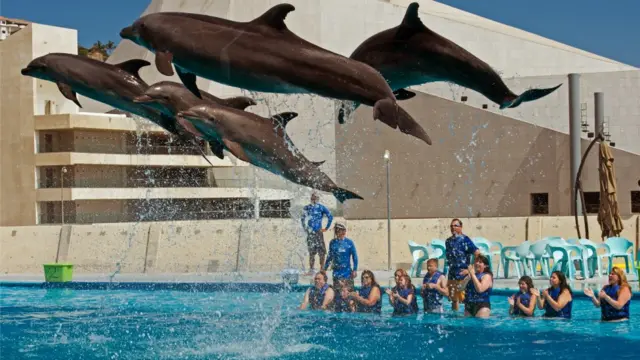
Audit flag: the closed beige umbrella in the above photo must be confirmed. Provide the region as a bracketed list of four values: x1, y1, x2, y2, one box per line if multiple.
[597, 141, 624, 239]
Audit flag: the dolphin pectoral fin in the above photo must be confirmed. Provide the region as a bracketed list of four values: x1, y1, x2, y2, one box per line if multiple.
[176, 67, 202, 99]
[224, 96, 257, 110]
[221, 138, 251, 163]
[506, 83, 563, 109]
[56, 82, 82, 108]
[332, 187, 364, 203]
[251, 3, 295, 31]
[393, 88, 416, 101]
[373, 98, 432, 145]
[311, 160, 325, 167]
[155, 51, 175, 76]
[114, 59, 151, 81]
[396, 2, 427, 40]
[270, 112, 298, 129]
[208, 140, 225, 160]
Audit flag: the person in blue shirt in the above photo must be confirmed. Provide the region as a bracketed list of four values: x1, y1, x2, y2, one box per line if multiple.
[445, 218, 481, 311]
[301, 193, 333, 275]
[323, 223, 358, 295]
[584, 267, 632, 322]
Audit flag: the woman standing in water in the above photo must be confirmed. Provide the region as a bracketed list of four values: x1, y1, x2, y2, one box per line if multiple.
[460, 254, 493, 318]
[584, 267, 632, 322]
[349, 270, 382, 314]
[533, 271, 573, 319]
[508, 276, 537, 317]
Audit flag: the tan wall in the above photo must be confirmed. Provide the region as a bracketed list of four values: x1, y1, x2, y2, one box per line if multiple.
[336, 92, 640, 219]
[1, 216, 638, 274]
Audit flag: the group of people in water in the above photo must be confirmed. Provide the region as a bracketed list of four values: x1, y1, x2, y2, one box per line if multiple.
[298, 214, 633, 322]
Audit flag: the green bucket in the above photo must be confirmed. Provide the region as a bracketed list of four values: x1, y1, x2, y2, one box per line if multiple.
[43, 263, 74, 282]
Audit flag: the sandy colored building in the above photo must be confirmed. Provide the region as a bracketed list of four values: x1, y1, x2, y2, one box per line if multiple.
[1, 0, 639, 227]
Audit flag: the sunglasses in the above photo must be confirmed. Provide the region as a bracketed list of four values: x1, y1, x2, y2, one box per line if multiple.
[450, 224, 461, 228]
[362, 275, 371, 279]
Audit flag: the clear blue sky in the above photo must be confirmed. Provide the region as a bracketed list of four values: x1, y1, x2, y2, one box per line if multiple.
[1, 0, 638, 66]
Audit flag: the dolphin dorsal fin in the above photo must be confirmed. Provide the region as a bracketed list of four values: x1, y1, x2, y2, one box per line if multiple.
[251, 4, 295, 31]
[396, 3, 426, 40]
[270, 112, 298, 129]
[114, 59, 151, 81]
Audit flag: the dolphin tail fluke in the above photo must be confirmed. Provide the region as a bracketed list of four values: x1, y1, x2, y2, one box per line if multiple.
[332, 187, 364, 204]
[373, 98, 432, 145]
[501, 83, 563, 109]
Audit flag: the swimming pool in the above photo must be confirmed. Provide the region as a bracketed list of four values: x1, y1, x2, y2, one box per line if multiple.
[1, 284, 638, 359]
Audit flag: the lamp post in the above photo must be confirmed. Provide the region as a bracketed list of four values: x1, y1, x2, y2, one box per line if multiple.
[61, 166, 67, 225]
[384, 150, 391, 271]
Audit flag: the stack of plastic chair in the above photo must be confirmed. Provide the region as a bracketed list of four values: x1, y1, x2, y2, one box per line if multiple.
[566, 239, 592, 278]
[576, 239, 610, 278]
[501, 241, 531, 279]
[472, 237, 504, 278]
[430, 239, 448, 275]
[528, 240, 552, 278]
[547, 240, 588, 280]
[605, 237, 638, 277]
[408, 241, 429, 278]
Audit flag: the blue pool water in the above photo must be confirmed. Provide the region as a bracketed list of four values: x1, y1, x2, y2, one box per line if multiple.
[1, 284, 639, 359]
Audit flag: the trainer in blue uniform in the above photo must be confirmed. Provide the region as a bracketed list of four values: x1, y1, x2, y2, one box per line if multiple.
[301, 193, 333, 275]
[584, 267, 632, 322]
[445, 218, 481, 311]
[508, 276, 537, 317]
[323, 223, 358, 294]
[534, 271, 573, 319]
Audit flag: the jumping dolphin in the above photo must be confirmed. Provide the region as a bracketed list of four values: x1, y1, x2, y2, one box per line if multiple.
[175, 104, 363, 203]
[133, 81, 257, 159]
[21, 53, 232, 162]
[348, 2, 562, 111]
[119, 4, 432, 145]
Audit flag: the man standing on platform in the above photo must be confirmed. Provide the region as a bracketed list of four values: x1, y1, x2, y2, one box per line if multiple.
[445, 218, 482, 311]
[301, 193, 333, 275]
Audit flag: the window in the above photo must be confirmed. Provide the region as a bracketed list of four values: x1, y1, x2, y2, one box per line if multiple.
[583, 192, 600, 214]
[531, 193, 549, 215]
[632, 191, 640, 213]
[482, 104, 488, 109]
[461, 96, 468, 102]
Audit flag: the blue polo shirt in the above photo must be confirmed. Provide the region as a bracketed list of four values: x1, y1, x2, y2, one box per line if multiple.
[301, 203, 333, 232]
[324, 237, 358, 279]
[445, 234, 478, 280]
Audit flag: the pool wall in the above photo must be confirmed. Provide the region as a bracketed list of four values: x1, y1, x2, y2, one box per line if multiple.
[1, 216, 638, 274]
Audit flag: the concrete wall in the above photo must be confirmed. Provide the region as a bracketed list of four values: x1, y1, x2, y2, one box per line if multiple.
[420, 70, 640, 155]
[336, 91, 640, 219]
[1, 216, 638, 274]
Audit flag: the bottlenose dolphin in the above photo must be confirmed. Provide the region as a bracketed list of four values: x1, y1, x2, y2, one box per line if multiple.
[22, 53, 215, 163]
[349, 2, 562, 110]
[133, 81, 257, 159]
[175, 104, 363, 203]
[119, 4, 432, 145]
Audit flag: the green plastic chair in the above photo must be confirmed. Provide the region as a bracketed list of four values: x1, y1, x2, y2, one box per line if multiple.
[472, 237, 504, 278]
[605, 237, 637, 276]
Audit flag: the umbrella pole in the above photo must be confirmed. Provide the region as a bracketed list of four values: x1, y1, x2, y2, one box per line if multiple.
[574, 134, 604, 239]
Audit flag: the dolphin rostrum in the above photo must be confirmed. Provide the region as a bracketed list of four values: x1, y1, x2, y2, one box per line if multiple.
[349, 2, 562, 110]
[175, 104, 363, 203]
[119, 4, 432, 145]
[133, 81, 257, 159]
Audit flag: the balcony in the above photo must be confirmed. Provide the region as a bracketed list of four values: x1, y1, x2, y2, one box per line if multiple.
[36, 187, 292, 202]
[35, 152, 245, 168]
[34, 112, 166, 133]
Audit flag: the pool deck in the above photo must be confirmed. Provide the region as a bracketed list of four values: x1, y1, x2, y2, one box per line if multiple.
[1, 271, 639, 293]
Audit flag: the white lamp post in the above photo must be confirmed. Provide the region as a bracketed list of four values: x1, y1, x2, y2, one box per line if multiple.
[384, 150, 391, 271]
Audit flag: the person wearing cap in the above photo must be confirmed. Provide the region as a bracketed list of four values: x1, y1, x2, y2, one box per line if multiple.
[301, 193, 333, 275]
[323, 223, 358, 295]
